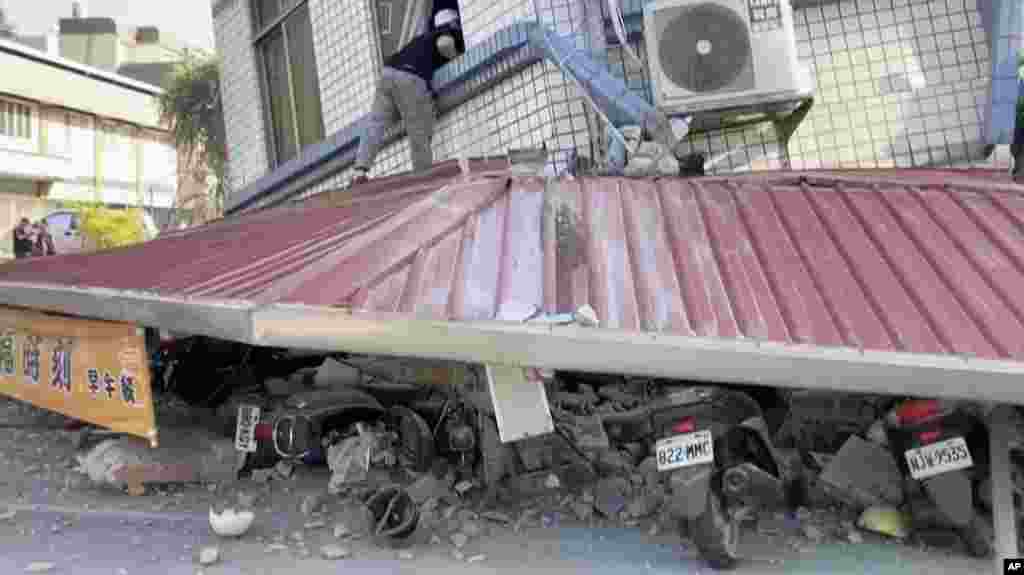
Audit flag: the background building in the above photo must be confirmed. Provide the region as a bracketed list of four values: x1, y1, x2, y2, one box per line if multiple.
[0, 37, 179, 258]
[11, 4, 210, 88]
[212, 0, 1021, 213]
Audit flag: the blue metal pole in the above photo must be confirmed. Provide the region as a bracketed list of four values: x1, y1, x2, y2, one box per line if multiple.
[984, 0, 1023, 147]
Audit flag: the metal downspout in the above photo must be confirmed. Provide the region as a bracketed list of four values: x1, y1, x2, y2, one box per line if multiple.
[526, 24, 678, 161]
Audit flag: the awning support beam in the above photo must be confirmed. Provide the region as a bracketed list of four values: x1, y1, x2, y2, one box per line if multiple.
[990, 404, 1019, 574]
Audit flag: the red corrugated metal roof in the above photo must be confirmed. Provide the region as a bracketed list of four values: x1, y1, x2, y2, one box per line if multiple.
[4, 168, 1024, 364]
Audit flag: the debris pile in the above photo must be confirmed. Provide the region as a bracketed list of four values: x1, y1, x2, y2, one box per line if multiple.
[74, 429, 240, 494]
[59, 338, 1015, 565]
[773, 392, 1001, 558]
[326, 424, 390, 494]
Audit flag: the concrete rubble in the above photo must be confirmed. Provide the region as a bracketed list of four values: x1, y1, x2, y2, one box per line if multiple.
[406, 473, 452, 505]
[818, 435, 903, 510]
[319, 544, 351, 560]
[593, 476, 631, 518]
[10, 340, 1004, 567]
[314, 358, 361, 389]
[198, 546, 219, 566]
[75, 430, 240, 492]
[301, 493, 327, 515]
[619, 125, 679, 177]
[264, 376, 308, 398]
[326, 425, 392, 495]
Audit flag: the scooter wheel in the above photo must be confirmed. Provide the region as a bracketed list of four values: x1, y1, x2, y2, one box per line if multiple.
[684, 490, 740, 570]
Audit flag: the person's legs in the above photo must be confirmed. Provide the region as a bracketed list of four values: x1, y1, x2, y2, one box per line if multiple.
[1012, 111, 1023, 181]
[354, 70, 400, 175]
[392, 70, 436, 172]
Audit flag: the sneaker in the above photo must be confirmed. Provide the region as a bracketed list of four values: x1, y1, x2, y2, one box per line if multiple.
[351, 170, 369, 186]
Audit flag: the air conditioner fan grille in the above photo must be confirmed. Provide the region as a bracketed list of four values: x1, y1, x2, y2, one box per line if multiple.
[657, 3, 752, 93]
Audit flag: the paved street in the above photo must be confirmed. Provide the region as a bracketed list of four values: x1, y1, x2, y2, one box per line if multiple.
[0, 501, 992, 574]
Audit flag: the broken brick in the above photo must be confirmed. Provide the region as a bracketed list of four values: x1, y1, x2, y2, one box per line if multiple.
[624, 492, 663, 519]
[559, 415, 610, 450]
[515, 435, 559, 471]
[592, 449, 634, 476]
[636, 457, 660, 488]
[406, 474, 452, 505]
[594, 477, 631, 518]
[313, 358, 361, 389]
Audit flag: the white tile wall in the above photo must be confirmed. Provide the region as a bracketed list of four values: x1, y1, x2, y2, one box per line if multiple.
[310, 0, 380, 134]
[787, 0, 991, 169]
[460, 0, 536, 48]
[217, 0, 1008, 206]
[361, 59, 594, 179]
[214, 0, 269, 192]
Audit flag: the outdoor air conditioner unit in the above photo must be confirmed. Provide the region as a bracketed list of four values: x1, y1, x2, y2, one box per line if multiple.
[643, 0, 808, 113]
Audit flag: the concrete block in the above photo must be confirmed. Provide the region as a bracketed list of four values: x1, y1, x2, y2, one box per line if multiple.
[594, 476, 631, 518]
[314, 358, 361, 389]
[819, 435, 903, 510]
[265, 376, 307, 397]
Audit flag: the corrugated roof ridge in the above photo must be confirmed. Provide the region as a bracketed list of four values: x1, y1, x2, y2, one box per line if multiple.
[868, 181, 1004, 358]
[797, 171, 1024, 197]
[343, 176, 517, 311]
[257, 175, 514, 306]
[182, 208, 406, 299]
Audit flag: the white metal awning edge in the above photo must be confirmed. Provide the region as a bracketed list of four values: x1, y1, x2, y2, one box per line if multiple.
[2, 281, 1023, 405]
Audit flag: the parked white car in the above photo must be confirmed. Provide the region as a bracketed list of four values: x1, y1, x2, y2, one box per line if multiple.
[40, 210, 84, 255]
[41, 209, 160, 255]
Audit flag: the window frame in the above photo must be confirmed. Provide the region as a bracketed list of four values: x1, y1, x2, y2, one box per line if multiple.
[250, 0, 324, 169]
[378, 1, 393, 36]
[0, 96, 38, 153]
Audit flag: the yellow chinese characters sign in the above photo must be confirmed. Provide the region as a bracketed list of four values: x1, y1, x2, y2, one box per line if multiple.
[0, 306, 157, 446]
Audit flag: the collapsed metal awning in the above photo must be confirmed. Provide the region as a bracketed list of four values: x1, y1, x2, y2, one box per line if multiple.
[3, 165, 1024, 403]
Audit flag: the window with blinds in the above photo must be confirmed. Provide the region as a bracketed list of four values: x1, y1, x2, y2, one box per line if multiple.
[0, 100, 32, 141]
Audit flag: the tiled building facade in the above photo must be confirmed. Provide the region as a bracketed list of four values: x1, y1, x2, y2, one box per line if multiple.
[212, 0, 1016, 208]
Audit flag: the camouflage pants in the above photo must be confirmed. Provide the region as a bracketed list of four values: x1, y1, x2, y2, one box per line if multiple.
[355, 67, 436, 173]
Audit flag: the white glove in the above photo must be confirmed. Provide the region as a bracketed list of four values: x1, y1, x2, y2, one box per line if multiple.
[436, 34, 458, 60]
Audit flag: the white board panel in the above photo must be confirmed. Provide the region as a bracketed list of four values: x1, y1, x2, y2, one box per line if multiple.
[484, 364, 555, 443]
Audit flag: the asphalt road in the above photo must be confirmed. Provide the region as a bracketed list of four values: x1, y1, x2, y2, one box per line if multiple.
[0, 502, 991, 575]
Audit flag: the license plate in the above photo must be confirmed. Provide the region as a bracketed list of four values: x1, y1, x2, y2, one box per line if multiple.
[655, 429, 714, 471]
[234, 404, 261, 453]
[904, 436, 973, 480]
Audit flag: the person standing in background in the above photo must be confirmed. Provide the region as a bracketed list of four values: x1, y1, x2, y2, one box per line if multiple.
[32, 222, 55, 257]
[12, 218, 32, 259]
